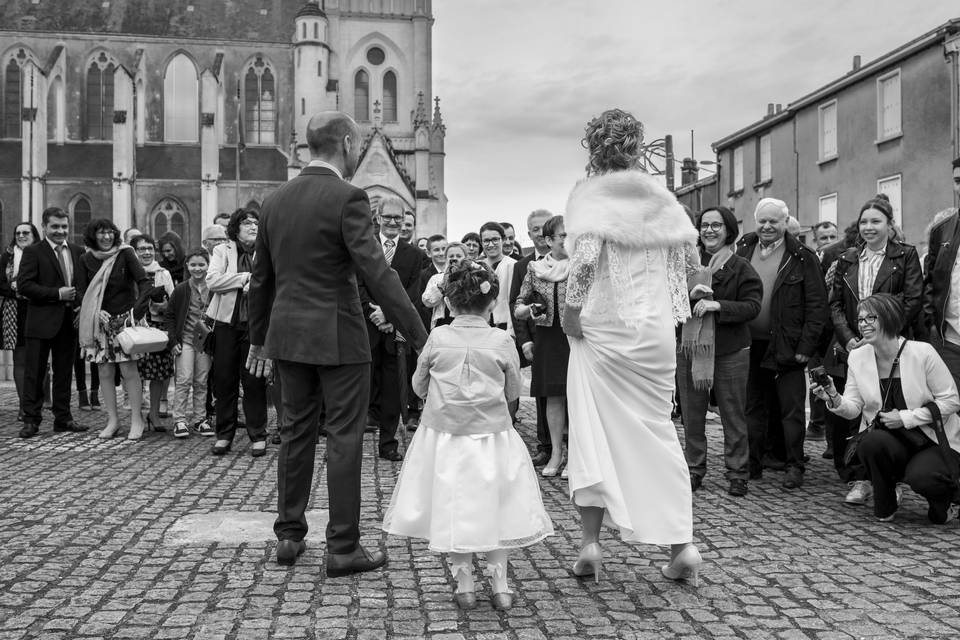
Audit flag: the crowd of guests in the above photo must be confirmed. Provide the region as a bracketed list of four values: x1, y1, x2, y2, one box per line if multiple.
[5, 160, 960, 530]
[4, 207, 283, 455]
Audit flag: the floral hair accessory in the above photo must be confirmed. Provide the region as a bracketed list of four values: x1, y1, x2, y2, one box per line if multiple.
[479, 281, 491, 294]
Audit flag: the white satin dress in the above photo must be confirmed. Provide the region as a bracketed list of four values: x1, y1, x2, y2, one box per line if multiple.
[566, 239, 694, 545]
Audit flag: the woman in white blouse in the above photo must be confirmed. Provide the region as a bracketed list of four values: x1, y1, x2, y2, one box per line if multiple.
[813, 293, 960, 524]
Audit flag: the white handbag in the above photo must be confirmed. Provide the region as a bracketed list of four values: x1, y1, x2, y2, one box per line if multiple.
[117, 313, 168, 356]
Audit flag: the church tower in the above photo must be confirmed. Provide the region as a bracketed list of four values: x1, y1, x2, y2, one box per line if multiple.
[293, 0, 331, 150]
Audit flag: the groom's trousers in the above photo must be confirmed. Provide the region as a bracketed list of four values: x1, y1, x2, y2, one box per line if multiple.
[274, 360, 370, 555]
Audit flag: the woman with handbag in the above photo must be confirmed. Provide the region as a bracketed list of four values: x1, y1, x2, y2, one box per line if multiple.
[206, 208, 268, 458]
[0, 222, 41, 419]
[813, 293, 960, 523]
[77, 218, 150, 440]
[130, 234, 176, 432]
[826, 194, 923, 507]
[514, 215, 570, 478]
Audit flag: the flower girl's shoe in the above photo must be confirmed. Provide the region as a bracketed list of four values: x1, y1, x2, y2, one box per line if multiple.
[487, 557, 513, 611]
[571, 542, 603, 583]
[661, 543, 702, 587]
[450, 559, 477, 610]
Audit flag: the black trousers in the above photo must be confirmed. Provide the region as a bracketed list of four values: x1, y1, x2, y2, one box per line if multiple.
[858, 428, 960, 519]
[74, 345, 99, 393]
[745, 340, 806, 473]
[212, 322, 266, 442]
[274, 360, 369, 554]
[369, 337, 401, 456]
[23, 320, 75, 427]
[535, 396, 551, 455]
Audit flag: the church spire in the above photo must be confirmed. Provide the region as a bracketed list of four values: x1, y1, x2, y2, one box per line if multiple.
[413, 90, 429, 128]
[432, 96, 445, 133]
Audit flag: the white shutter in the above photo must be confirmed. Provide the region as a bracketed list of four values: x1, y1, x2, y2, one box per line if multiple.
[877, 175, 902, 226]
[820, 102, 837, 159]
[879, 72, 901, 139]
[759, 134, 771, 182]
[819, 193, 838, 224]
[733, 146, 743, 191]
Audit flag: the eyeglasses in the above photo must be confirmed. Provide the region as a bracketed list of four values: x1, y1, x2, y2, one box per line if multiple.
[239, 219, 259, 227]
[135, 246, 154, 252]
[481, 238, 502, 245]
[15, 230, 32, 236]
[95, 230, 115, 236]
[856, 315, 879, 326]
[700, 222, 725, 232]
[380, 214, 403, 222]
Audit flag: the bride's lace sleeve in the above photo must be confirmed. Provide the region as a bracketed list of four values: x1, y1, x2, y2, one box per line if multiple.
[566, 234, 602, 309]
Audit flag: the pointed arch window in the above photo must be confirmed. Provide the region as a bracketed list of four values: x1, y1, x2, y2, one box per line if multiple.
[244, 57, 276, 145]
[163, 54, 198, 142]
[3, 48, 35, 139]
[382, 71, 397, 123]
[354, 69, 369, 122]
[70, 195, 92, 245]
[152, 198, 187, 244]
[86, 52, 116, 140]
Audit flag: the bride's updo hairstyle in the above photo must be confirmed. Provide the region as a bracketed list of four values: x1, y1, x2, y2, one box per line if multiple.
[440, 259, 499, 314]
[582, 108, 644, 176]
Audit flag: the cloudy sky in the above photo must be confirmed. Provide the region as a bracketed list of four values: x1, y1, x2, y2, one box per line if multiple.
[433, 0, 959, 244]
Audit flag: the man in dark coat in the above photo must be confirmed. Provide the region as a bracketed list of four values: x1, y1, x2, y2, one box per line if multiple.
[735, 198, 827, 490]
[247, 112, 427, 577]
[17, 207, 88, 438]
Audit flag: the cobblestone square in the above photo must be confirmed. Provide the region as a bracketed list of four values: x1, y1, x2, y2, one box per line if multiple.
[1, 385, 958, 639]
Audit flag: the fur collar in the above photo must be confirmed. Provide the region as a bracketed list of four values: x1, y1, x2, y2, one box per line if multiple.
[564, 170, 698, 253]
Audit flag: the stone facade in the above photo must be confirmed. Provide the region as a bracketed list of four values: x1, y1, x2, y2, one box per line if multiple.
[0, 0, 446, 248]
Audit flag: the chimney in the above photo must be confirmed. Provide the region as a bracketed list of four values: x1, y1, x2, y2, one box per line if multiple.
[775, 103, 783, 113]
[766, 103, 775, 117]
[852, 55, 861, 71]
[681, 158, 698, 187]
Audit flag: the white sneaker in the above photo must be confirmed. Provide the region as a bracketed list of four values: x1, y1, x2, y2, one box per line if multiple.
[844, 480, 873, 506]
[173, 421, 190, 438]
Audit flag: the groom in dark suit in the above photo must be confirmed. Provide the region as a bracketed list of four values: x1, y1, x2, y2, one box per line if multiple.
[18, 207, 87, 437]
[247, 112, 428, 576]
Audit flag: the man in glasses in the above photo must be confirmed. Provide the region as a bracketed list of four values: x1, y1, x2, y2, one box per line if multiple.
[735, 198, 827, 490]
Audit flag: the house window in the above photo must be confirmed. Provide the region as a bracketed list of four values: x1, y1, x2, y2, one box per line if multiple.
[819, 100, 837, 161]
[354, 70, 369, 121]
[3, 48, 35, 139]
[382, 71, 397, 122]
[152, 198, 187, 244]
[86, 52, 116, 140]
[244, 56, 276, 145]
[758, 134, 771, 183]
[163, 53, 198, 142]
[70, 195, 92, 245]
[877, 69, 901, 141]
[877, 174, 902, 226]
[732, 146, 744, 192]
[819, 193, 838, 224]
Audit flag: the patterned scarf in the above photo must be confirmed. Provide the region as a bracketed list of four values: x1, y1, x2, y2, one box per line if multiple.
[681, 246, 733, 390]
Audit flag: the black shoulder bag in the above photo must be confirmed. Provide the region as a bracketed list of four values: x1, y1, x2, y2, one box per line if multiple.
[842, 340, 908, 467]
[921, 400, 960, 504]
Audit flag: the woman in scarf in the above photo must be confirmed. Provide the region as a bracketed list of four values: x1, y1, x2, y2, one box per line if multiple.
[514, 215, 570, 477]
[677, 206, 762, 497]
[77, 218, 150, 439]
[562, 108, 703, 586]
[0, 222, 41, 417]
[130, 234, 176, 432]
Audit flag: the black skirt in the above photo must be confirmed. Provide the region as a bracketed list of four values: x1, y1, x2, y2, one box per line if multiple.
[530, 312, 570, 397]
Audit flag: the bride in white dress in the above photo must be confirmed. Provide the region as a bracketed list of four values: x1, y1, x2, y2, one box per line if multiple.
[562, 108, 703, 585]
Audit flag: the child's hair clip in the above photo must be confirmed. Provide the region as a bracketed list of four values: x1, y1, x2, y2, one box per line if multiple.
[479, 281, 491, 294]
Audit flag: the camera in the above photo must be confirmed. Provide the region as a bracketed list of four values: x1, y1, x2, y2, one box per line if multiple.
[530, 303, 545, 316]
[809, 366, 831, 388]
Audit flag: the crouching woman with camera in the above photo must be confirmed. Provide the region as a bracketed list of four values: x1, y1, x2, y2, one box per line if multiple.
[514, 215, 570, 477]
[812, 294, 960, 523]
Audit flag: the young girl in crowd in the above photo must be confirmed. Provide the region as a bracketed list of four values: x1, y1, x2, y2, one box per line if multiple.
[165, 249, 213, 438]
[383, 260, 554, 611]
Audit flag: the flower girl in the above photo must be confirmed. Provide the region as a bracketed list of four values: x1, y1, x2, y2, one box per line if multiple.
[383, 260, 554, 610]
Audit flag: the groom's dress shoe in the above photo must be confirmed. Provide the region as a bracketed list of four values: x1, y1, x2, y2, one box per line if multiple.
[326, 545, 387, 577]
[276, 539, 307, 566]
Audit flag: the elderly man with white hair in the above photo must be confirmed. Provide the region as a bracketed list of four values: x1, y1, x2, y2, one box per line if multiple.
[735, 198, 828, 490]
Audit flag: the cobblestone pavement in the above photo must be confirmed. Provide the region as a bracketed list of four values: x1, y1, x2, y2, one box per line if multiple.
[1, 383, 959, 640]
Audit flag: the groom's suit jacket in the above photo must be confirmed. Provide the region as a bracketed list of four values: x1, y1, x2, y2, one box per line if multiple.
[249, 166, 428, 364]
[18, 240, 86, 339]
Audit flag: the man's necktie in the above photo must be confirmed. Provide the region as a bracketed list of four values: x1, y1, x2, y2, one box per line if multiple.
[384, 239, 395, 265]
[56, 244, 70, 286]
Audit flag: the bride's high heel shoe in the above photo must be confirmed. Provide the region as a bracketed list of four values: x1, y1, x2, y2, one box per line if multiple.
[661, 544, 702, 587]
[571, 542, 603, 583]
